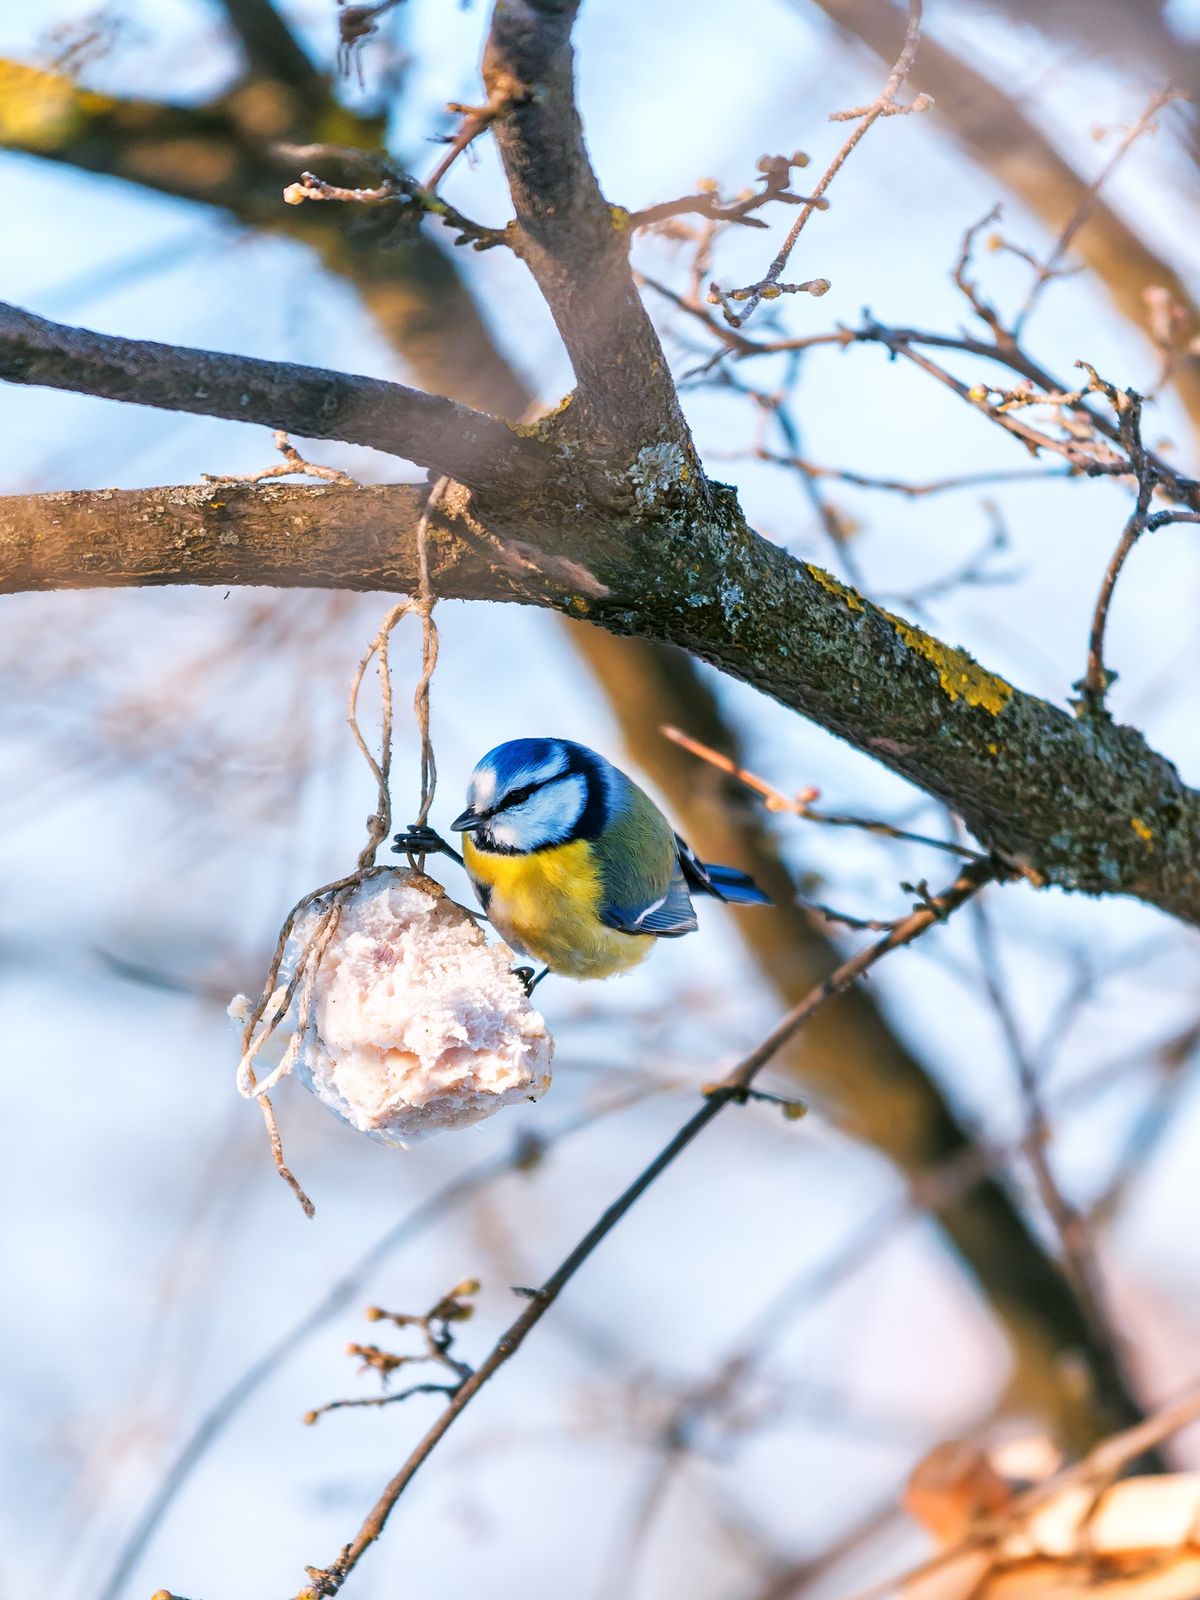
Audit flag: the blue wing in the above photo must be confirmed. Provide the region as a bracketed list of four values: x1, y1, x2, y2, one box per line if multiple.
[591, 777, 699, 937]
[598, 866, 699, 938]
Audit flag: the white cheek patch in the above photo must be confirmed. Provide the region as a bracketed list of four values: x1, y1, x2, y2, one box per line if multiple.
[492, 773, 587, 850]
[487, 817, 522, 851]
[526, 772, 587, 837]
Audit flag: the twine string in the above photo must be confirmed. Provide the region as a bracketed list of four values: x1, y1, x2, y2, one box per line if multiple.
[234, 479, 445, 1215]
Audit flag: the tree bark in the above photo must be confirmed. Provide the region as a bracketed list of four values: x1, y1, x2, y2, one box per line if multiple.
[0, 304, 539, 494]
[3, 475, 1196, 928]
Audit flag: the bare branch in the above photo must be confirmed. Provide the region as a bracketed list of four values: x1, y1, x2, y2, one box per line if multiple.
[659, 725, 982, 860]
[94, 1092, 655, 1600]
[797, 0, 1200, 438]
[1013, 88, 1185, 336]
[0, 303, 541, 493]
[481, 0, 693, 455]
[303, 1284, 479, 1426]
[1073, 376, 1200, 715]
[426, 86, 516, 190]
[276, 145, 511, 250]
[713, 0, 929, 326]
[201, 430, 355, 486]
[724, 450, 1065, 500]
[628, 153, 829, 231]
[731, 313, 1200, 513]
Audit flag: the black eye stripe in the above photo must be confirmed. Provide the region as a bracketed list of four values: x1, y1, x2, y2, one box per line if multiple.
[500, 782, 538, 810]
[487, 776, 552, 817]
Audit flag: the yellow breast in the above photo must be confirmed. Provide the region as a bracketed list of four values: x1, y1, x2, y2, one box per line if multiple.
[463, 836, 651, 979]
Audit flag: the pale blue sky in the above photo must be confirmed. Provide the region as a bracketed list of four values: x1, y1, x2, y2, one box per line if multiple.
[3, 5, 1200, 1598]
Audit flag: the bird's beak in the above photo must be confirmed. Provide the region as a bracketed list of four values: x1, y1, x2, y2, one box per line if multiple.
[450, 808, 482, 833]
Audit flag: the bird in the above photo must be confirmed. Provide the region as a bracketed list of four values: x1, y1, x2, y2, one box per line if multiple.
[395, 738, 768, 989]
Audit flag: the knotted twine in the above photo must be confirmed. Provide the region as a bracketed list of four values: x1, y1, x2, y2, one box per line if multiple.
[234, 482, 445, 1215]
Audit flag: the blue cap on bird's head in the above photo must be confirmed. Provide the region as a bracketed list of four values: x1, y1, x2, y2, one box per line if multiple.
[451, 739, 602, 852]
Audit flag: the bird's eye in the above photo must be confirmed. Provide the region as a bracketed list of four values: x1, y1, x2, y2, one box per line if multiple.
[498, 783, 536, 812]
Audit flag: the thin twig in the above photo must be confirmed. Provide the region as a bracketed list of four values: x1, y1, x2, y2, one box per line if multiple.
[278, 147, 508, 250]
[711, 0, 928, 326]
[426, 87, 520, 191]
[952, 205, 1010, 342]
[731, 449, 1068, 500]
[201, 430, 354, 486]
[628, 161, 828, 231]
[101, 1085, 662, 1600]
[304, 1283, 478, 1426]
[659, 725, 985, 860]
[1014, 89, 1183, 337]
[1076, 369, 1200, 714]
[1082, 470, 1155, 715]
[969, 894, 1145, 1438]
[1083, 476, 1200, 716]
[293, 859, 993, 1598]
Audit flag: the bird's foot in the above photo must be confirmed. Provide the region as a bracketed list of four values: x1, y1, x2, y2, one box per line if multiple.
[511, 965, 550, 998]
[392, 824, 464, 867]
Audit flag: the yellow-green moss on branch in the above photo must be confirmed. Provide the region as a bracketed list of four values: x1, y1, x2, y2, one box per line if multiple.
[885, 611, 1013, 716]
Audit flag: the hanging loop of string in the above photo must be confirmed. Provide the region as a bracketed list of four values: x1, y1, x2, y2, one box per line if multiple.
[233, 478, 446, 1215]
[350, 477, 445, 871]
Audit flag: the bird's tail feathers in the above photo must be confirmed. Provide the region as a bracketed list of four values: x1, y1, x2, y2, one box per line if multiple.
[702, 863, 771, 905]
[677, 836, 771, 905]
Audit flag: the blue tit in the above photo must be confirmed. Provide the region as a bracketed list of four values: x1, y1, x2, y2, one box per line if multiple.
[447, 738, 769, 983]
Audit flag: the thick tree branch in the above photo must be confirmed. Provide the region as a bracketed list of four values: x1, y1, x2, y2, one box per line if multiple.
[481, 0, 694, 458]
[0, 303, 540, 493]
[3, 476, 1198, 927]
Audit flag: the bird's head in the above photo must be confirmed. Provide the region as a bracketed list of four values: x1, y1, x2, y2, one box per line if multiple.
[452, 738, 604, 854]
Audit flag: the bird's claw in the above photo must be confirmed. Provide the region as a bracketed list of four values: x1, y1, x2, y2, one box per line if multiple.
[511, 965, 549, 997]
[391, 824, 464, 866]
